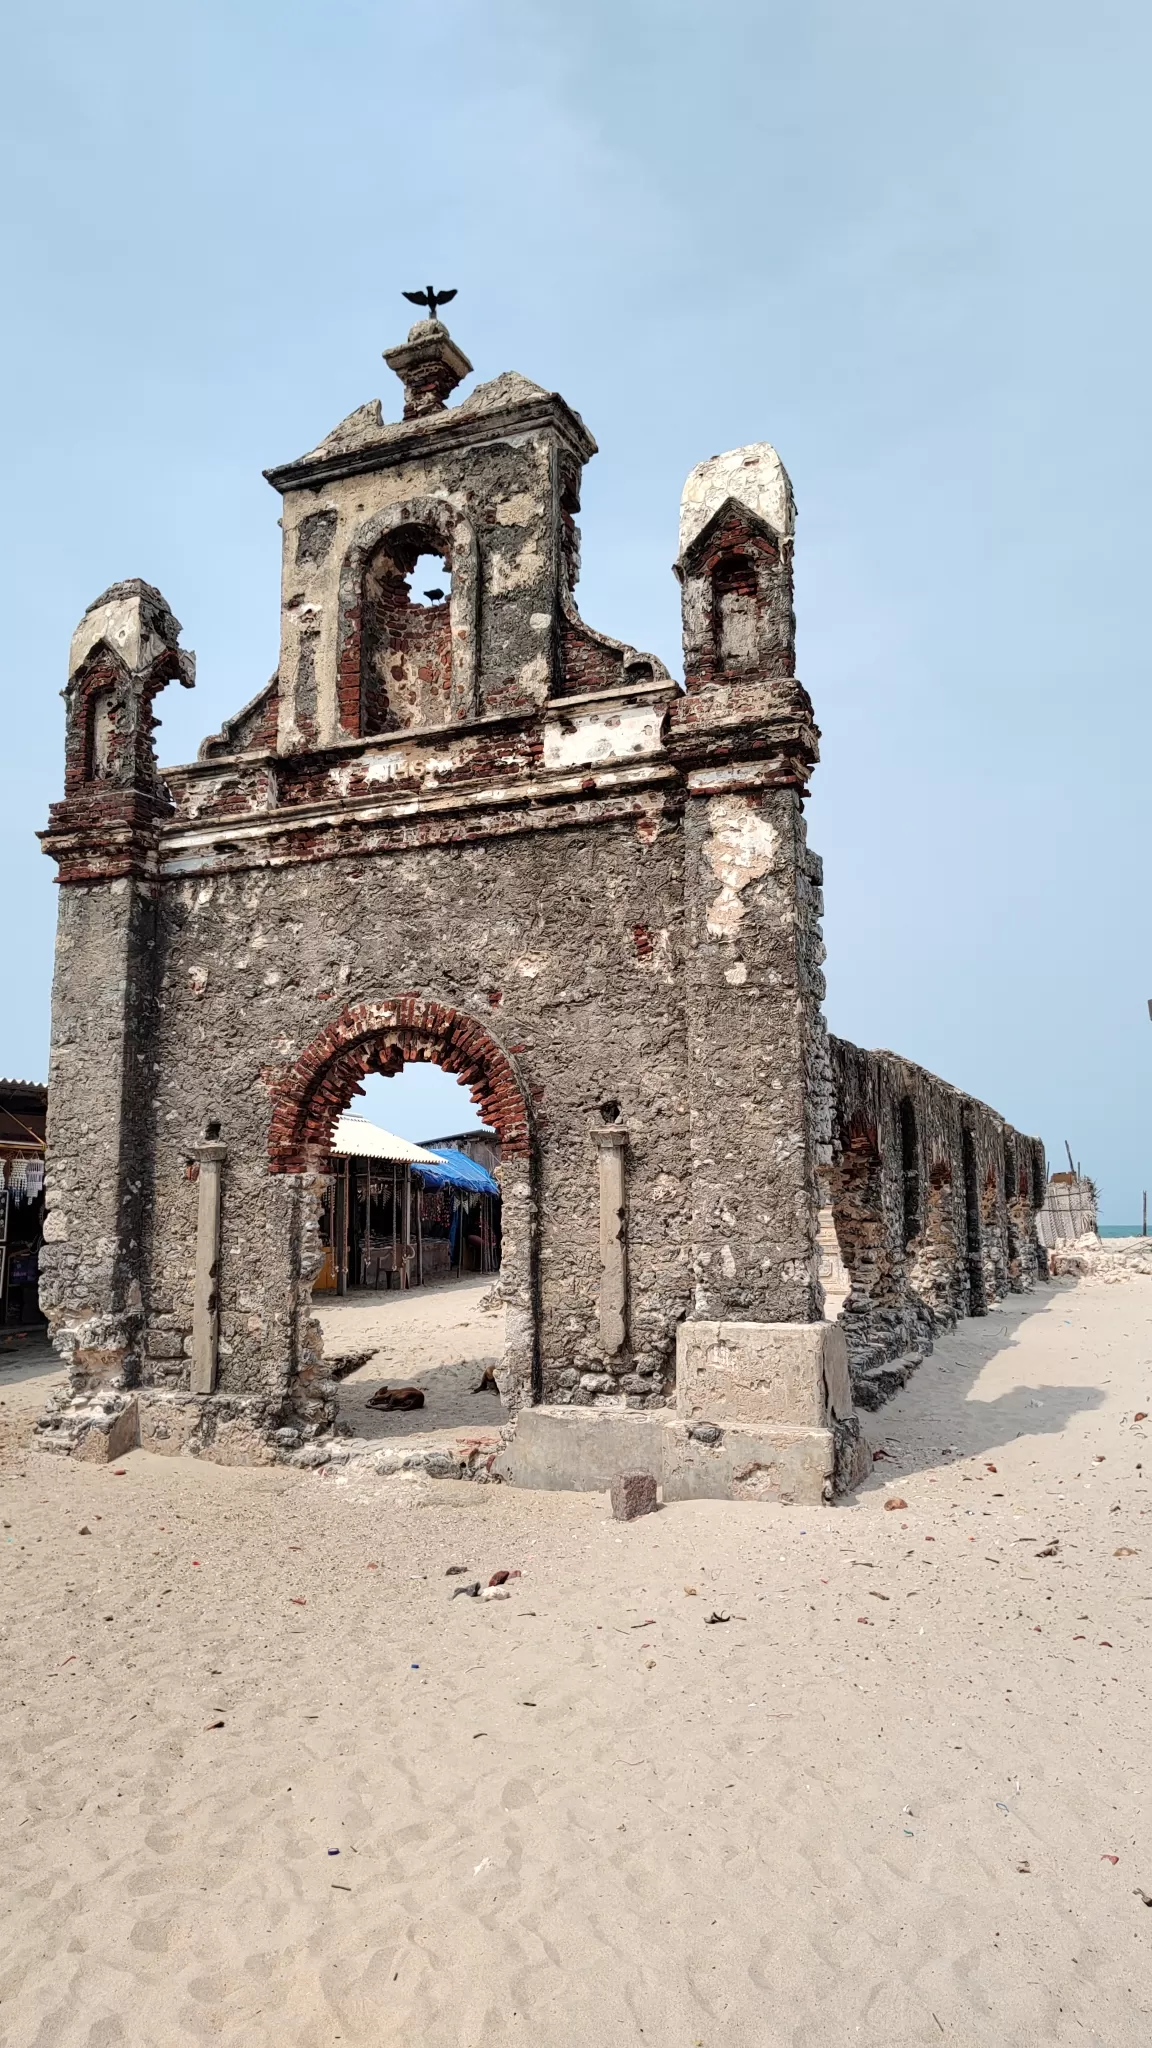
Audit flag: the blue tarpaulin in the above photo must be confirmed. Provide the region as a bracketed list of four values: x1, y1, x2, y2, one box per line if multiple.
[412, 1147, 499, 1197]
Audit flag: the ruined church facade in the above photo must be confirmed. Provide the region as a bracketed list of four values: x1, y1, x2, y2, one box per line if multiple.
[37, 318, 1045, 1492]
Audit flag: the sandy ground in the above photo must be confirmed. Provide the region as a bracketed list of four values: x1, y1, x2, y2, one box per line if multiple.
[3, 1276, 1152, 2047]
[0, 1340, 66, 1457]
[314, 1275, 506, 1441]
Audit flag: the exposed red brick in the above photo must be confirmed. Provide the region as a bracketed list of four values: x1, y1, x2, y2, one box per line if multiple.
[268, 998, 531, 1172]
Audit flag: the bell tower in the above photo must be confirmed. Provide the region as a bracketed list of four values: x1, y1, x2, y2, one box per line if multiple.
[259, 311, 665, 753]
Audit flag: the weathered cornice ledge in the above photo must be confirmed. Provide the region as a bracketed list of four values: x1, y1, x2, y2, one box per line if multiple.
[264, 390, 597, 494]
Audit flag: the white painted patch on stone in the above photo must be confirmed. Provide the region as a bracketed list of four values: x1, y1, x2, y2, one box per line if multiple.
[704, 796, 777, 939]
[543, 700, 664, 772]
[679, 443, 795, 559]
[360, 751, 407, 786]
[724, 961, 748, 985]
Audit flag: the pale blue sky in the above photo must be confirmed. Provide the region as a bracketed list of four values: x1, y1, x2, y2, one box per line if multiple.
[357, 1067, 486, 1147]
[3, 1, 1148, 1214]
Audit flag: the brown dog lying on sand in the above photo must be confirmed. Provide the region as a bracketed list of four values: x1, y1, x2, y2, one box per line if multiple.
[366, 1385, 425, 1411]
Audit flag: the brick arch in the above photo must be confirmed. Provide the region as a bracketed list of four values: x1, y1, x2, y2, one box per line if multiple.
[268, 998, 531, 1174]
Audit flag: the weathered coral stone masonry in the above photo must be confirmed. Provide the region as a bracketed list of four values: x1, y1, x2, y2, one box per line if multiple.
[38, 316, 1045, 1493]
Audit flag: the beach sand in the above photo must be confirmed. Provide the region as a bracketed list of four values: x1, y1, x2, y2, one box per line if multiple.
[2, 1275, 1151, 2046]
[314, 1273, 507, 1441]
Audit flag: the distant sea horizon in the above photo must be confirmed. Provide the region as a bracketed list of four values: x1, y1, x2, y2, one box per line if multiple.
[1099, 1224, 1147, 1237]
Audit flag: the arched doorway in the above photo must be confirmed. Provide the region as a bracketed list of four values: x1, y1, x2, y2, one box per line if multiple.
[268, 999, 537, 1419]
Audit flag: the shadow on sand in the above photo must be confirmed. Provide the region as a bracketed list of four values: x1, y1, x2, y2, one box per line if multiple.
[848, 1279, 1108, 1494]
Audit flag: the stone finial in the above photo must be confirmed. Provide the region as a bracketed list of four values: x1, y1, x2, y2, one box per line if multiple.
[68, 578, 194, 689]
[676, 444, 797, 688]
[62, 579, 195, 798]
[383, 319, 473, 420]
[678, 443, 794, 563]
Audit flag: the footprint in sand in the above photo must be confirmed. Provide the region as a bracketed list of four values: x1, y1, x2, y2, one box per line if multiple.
[501, 1778, 537, 1811]
[129, 1917, 173, 1954]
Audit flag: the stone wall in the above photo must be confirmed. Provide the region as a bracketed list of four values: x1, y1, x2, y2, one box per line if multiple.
[145, 828, 694, 1416]
[823, 1038, 1046, 1408]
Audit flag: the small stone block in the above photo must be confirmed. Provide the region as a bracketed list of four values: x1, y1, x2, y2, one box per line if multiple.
[610, 1470, 658, 1521]
[689, 1422, 723, 1445]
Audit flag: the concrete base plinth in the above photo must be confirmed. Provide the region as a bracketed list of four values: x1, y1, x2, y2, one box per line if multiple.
[493, 1406, 669, 1494]
[495, 1320, 867, 1504]
[661, 1417, 836, 1503]
[676, 1319, 853, 1428]
[137, 1393, 204, 1456]
[38, 1387, 285, 1465]
[134, 1390, 280, 1463]
[493, 1405, 848, 1505]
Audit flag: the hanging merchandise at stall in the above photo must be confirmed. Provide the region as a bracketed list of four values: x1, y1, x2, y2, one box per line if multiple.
[313, 1115, 501, 1295]
[1, 1080, 48, 1333]
[415, 1146, 501, 1278]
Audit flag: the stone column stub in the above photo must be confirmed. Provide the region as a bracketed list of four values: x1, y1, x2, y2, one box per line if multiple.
[383, 319, 473, 419]
[592, 1124, 629, 1357]
[190, 1141, 227, 1396]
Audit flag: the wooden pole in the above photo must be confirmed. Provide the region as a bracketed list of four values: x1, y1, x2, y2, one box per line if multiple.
[1143, 1190, 1147, 1238]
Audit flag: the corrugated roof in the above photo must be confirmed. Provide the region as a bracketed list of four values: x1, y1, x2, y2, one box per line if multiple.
[330, 1114, 442, 1164]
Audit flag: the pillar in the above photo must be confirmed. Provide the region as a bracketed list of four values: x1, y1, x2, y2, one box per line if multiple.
[682, 782, 823, 1323]
[670, 446, 865, 1490]
[593, 1124, 629, 1355]
[39, 580, 194, 1392]
[38, 877, 161, 1387]
[190, 1142, 226, 1394]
